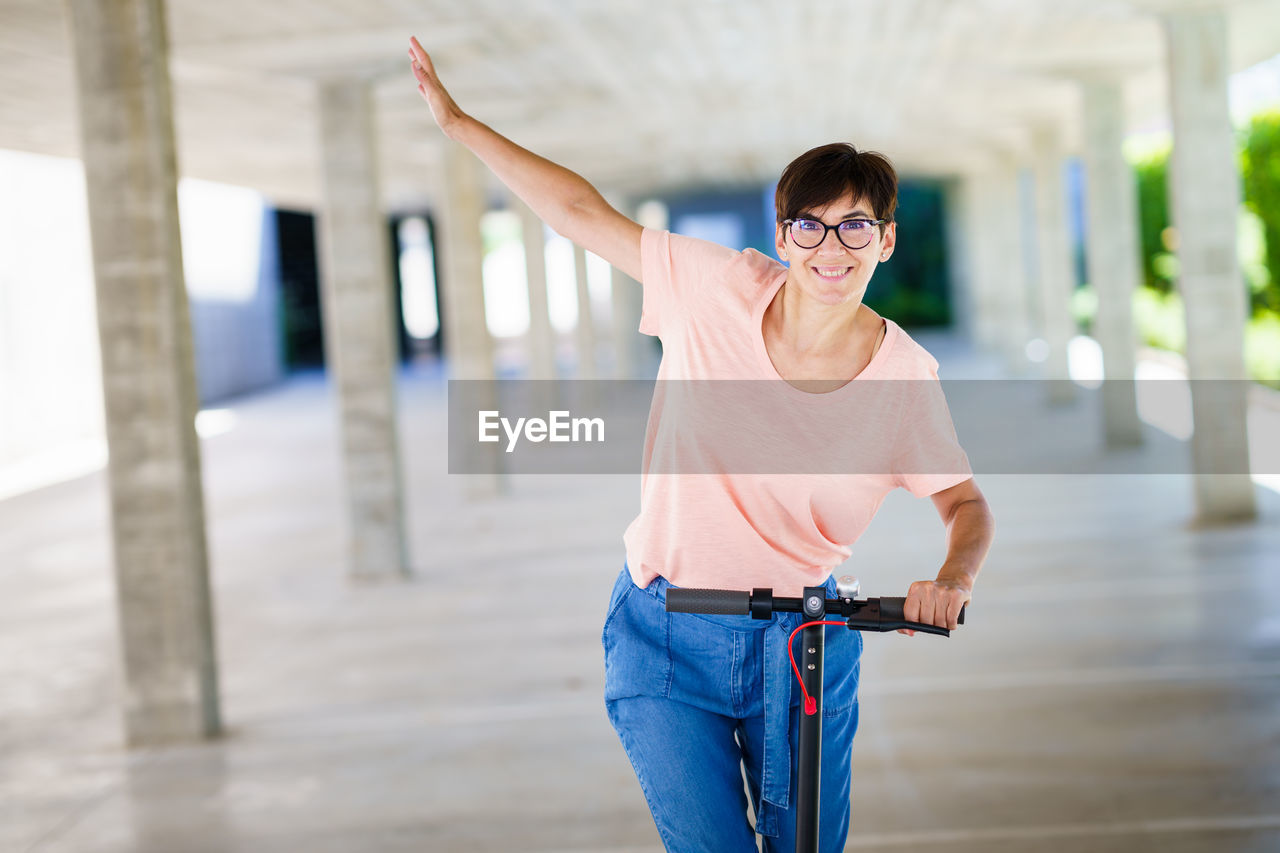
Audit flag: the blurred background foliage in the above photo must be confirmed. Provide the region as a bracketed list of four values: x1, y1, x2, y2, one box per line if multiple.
[1242, 110, 1280, 315]
[1073, 108, 1280, 386]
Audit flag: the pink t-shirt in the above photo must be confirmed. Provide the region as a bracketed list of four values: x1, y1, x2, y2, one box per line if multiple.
[621, 228, 972, 596]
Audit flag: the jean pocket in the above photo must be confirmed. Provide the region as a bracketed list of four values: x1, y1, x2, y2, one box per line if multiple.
[666, 609, 741, 711]
[603, 573, 672, 702]
[601, 566, 635, 648]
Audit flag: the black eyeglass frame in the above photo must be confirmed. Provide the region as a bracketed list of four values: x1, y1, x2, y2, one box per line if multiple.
[782, 217, 889, 251]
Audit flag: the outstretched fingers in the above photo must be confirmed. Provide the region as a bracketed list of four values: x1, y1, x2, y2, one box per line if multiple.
[408, 36, 428, 65]
[408, 37, 438, 82]
[407, 49, 428, 90]
[407, 37, 464, 133]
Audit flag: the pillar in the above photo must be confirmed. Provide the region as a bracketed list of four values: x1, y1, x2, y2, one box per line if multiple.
[437, 143, 494, 380]
[316, 80, 409, 578]
[990, 166, 1035, 373]
[573, 243, 597, 379]
[942, 177, 976, 348]
[64, 0, 220, 745]
[1031, 131, 1077, 401]
[1081, 80, 1144, 446]
[610, 197, 647, 378]
[1163, 8, 1256, 521]
[438, 143, 502, 495]
[957, 174, 1004, 356]
[611, 263, 645, 378]
[513, 196, 556, 379]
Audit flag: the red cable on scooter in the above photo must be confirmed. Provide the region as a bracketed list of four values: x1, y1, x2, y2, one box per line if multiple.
[788, 620, 849, 716]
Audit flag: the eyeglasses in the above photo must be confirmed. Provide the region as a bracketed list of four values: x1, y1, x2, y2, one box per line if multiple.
[783, 217, 887, 251]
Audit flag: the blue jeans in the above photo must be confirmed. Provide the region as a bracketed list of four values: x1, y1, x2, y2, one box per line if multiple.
[602, 566, 862, 853]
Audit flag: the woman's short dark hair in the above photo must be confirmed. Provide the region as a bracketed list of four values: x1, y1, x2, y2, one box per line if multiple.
[775, 143, 898, 234]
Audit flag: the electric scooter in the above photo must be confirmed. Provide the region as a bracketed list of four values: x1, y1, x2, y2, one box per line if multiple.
[666, 576, 966, 853]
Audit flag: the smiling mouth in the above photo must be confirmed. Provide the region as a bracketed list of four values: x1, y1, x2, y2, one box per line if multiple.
[812, 267, 851, 280]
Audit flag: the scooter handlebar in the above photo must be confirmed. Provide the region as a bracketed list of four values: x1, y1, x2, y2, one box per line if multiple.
[665, 587, 751, 616]
[664, 589, 967, 633]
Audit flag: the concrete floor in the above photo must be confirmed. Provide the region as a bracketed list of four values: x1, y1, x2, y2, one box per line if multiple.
[3, 338, 1280, 853]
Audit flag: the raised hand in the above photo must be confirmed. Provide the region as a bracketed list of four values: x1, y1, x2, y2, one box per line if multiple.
[402, 34, 642, 280]
[408, 36, 465, 137]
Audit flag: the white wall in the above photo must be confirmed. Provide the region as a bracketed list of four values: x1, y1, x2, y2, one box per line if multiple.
[0, 150, 284, 493]
[0, 150, 103, 472]
[180, 179, 284, 403]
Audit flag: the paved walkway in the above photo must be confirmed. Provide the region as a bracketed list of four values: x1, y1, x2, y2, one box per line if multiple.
[3, 336, 1279, 852]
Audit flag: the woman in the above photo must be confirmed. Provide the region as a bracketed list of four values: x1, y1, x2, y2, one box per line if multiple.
[409, 36, 994, 853]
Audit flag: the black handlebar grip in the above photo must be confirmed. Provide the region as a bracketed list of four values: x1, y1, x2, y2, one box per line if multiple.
[665, 588, 750, 616]
[879, 597, 968, 626]
[878, 596, 906, 621]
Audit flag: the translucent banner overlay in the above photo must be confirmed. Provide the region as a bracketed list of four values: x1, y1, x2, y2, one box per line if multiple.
[447, 380, 1274, 475]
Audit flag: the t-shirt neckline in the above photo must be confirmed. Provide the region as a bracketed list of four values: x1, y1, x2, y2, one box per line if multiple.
[752, 270, 898, 396]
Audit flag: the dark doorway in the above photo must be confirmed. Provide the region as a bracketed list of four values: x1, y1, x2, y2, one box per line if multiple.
[275, 209, 444, 370]
[275, 209, 325, 369]
[391, 212, 445, 362]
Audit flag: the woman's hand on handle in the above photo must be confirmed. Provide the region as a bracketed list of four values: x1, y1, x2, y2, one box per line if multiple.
[898, 579, 971, 636]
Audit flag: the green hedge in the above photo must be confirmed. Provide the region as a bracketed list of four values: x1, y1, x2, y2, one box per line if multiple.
[1131, 141, 1175, 294]
[1241, 110, 1280, 314]
[1129, 110, 1280, 312]
[1116, 109, 1280, 383]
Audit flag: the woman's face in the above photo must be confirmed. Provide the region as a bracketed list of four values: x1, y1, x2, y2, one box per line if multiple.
[774, 192, 896, 307]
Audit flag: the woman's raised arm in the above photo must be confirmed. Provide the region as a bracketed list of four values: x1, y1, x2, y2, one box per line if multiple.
[408, 37, 642, 281]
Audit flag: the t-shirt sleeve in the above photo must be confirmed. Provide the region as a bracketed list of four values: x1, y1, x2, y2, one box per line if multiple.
[639, 227, 741, 338]
[891, 357, 973, 498]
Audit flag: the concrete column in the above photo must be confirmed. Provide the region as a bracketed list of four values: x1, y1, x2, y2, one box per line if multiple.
[1163, 8, 1256, 521]
[942, 177, 976, 347]
[1031, 132, 1077, 400]
[438, 143, 502, 495]
[437, 143, 494, 379]
[957, 174, 1004, 355]
[513, 197, 556, 379]
[610, 198, 648, 378]
[573, 243, 597, 379]
[611, 263, 645, 378]
[991, 165, 1035, 373]
[1081, 80, 1144, 446]
[64, 0, 220, 746]
[315, 80, 409, 578]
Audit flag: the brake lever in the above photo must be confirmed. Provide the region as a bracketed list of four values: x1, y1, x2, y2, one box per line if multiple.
[842, 597, 962, 637]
